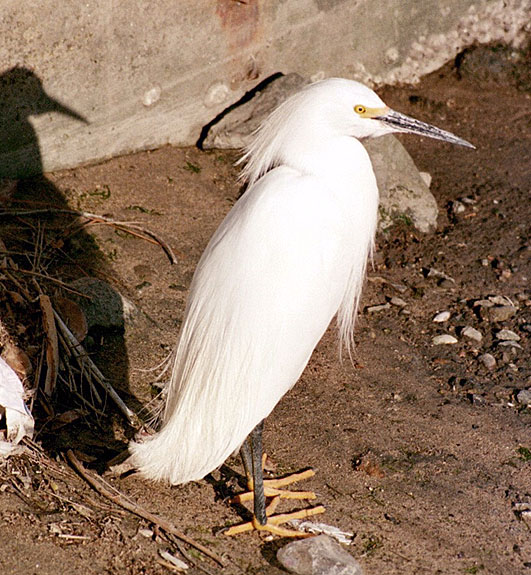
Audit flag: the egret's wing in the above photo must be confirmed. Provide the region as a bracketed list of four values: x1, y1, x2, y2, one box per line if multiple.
[195, 167, 353, 410]
[131, 166, 370, 483]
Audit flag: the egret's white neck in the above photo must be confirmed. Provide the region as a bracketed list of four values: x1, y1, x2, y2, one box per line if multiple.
[281, 134, 373, 184]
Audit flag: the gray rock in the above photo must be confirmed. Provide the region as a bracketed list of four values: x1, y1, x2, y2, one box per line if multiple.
[462, 326, 483, 342]
[364, 135, 438, 233]
[516, 389, 531, 406]
[474, 299, 494, 308]
[469, 393, 487, 406]
[496, 329, 520, 341]
[277, 535, 363, 575]
[432, 334, 458, 345]
[479, 353, 497, 370]
[451, 200, 466, 214]
[68, 277, 136, 332]
[488, 295, 514, 306]
[433, 311, 451, 323]
[497, 341, 522, 350]
[203, 74, 438, 234]
[487, 305, 517, 322]
[425, 268, 455, 284]
[366, 303, 391, 313]
[389, 296, 407, 308]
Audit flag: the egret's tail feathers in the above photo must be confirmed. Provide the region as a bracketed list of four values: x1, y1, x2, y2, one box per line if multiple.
[129, 412, 243, 484]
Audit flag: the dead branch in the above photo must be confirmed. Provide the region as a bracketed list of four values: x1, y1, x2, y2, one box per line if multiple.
[0, 208, 177, 264]
[39, 294, 59, 396]
[52, 309, 140, 428]
[65, 450, 225, 568]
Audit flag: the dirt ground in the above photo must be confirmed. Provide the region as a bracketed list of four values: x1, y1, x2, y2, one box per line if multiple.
[0, 46, 529, 575]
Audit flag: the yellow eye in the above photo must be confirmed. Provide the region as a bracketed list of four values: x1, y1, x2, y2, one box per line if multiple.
[354, 105, 366, 115]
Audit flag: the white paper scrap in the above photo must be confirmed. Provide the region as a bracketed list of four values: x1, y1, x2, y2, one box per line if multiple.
[287, 519, 355, 545]
[0, 356, 34, 453]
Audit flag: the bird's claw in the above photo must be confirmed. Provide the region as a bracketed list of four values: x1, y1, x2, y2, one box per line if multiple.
[226, 467, 324, 537]
[224, 505, 326, 537]
[230, 468, 318, 504]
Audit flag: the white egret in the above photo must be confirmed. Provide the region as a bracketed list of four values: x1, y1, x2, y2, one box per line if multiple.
[130, 78, 473, 536]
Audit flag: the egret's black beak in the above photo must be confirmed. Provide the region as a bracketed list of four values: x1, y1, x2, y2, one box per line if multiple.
[376, 109, 475, 149]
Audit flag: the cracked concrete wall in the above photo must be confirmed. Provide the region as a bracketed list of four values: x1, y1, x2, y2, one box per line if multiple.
[0, 0, 528, 177]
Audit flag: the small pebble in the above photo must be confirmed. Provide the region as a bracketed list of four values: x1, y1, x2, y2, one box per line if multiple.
[426, 268, 455, 284]
[389, 283, 407, 293]
[479, 353, 497, 370]
[462, 326, 483, 342]
[432, 334, 458, 345]
[468, 393, 487, 406]
[516, 389, 531, 406]
[488, 305, 517, 322]
[142, 85, 162, 107]
[390, 282, 408, 293]
[496, 329, 520, 341]
[277, 535, 364, 575]
[498, 341, 522, 350]
[366, 303, 391, 313]
[433, 311, 451, 323]
[488, 295, 514, 306]
[438, 279, 455, 289]
[159, 550, 188, 571]
[474, 299, 493, 308]
[138, 528, 154, 538]
[389, 296, 407, 308]
[452, 200, 466, 214]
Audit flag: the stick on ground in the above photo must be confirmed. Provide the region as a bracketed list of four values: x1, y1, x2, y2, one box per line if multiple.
[39, 294, 59, 397]
[65, 450, 225, 568]
[53, 309, 140, 427]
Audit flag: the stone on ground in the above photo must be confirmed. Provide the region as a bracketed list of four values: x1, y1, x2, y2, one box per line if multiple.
[277, 535, 364, 575]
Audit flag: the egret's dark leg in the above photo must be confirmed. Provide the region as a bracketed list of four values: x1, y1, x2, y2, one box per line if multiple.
[240, 422, 268, 524]
[239, 436, 253, 485]
[248, 420, 267, 525]
[225, 421, 325, 536]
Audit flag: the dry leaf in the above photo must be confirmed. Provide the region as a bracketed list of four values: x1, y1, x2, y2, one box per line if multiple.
[3, 342, 32, 379]
[52, 296, 88, 342]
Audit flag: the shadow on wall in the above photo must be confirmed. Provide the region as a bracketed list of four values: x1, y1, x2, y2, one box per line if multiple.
[0, 66, 136, 463]
[0, 67, 86, 179]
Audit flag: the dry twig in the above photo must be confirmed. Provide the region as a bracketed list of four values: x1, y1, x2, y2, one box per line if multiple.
[65, 450, 225, 568]
[0, 208, 177, 264]
[52, 309, 140, 427]
[39, 294, 59, 396]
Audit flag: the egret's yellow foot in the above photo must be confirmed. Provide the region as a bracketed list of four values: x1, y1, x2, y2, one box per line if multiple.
[231, 468, 318, 504]
[226, 466, 324, 537]
[224, 504, 325, 537]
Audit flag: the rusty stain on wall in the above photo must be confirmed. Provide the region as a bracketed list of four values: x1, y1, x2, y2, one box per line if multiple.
[216, 0, 261, 51]
[216, 0, 263, 89]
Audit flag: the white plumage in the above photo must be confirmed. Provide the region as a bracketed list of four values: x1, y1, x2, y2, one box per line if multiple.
[130, 78, 472, 487]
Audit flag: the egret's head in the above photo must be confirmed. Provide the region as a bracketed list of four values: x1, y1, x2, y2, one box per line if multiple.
[305, 78, 475, 148]
[240, 77, 474, 185]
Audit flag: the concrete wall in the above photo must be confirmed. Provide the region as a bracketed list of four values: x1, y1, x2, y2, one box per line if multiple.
[0, 0, 528, 177]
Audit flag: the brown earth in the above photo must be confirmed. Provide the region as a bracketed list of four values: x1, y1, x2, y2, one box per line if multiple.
[0, 46, 529, 575]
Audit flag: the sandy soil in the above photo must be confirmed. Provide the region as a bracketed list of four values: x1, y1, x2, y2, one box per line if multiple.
[0, 47, 529, 575]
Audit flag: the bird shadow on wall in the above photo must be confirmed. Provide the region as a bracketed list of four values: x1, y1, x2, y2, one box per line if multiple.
[0, 66, 136, 467]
